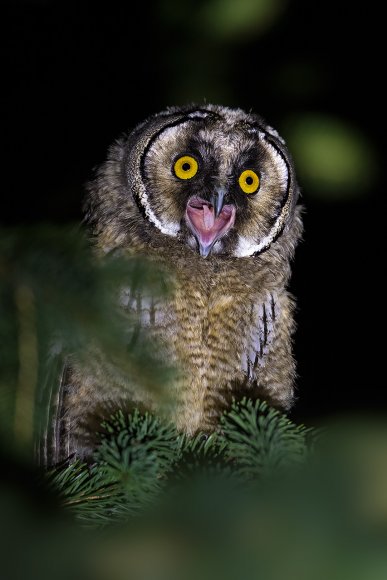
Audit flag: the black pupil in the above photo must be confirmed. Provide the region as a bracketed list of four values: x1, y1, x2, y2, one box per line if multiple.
[182, 162, 191, 171]
[245, 176, 254, 185]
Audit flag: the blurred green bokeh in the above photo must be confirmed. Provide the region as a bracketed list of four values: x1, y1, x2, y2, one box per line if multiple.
[283, 114, 377, 199]
[162, 0, 286, 38]
[200, 0, 287, 39]
[275, 59, 327, 98]
[160, 0, 288, 105]
[3, 415, 387, 580]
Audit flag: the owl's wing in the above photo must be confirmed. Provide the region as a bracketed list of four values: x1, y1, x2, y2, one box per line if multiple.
[241, 292, 279, 380]
[35, 344, 71, 467]
[240, 291, 296, 410]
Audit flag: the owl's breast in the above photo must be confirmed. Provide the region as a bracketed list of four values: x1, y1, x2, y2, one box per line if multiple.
[121, 267, 283, 433]
[171, 271, 272, 380]
[122, 264, 280, 364]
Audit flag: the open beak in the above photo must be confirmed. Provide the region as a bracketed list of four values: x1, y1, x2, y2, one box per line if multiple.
[211, 187, 225, 218]
[185, 189, 236, 257]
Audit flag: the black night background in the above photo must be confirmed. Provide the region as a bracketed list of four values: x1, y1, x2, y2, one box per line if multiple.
[4, 0, 385, 421]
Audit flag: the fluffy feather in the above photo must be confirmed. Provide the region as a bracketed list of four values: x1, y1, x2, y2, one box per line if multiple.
[55, 105, 303, 461]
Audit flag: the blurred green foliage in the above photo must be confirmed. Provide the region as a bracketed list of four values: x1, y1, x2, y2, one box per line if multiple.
[283, 114, 378, 198]
[2, 401, 387, 580]
[159, 0, 287, 105]
[161, 0, 286, 38]
[199, 0, 287, 40]
[0, 226, 172, 458]
[275, 59, 327, 98]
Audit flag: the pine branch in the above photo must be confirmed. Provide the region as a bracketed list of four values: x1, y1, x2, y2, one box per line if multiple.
[220, 398, 312, 477]
[46, 400, 315, 526]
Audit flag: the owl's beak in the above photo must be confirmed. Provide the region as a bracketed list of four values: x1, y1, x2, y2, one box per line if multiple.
[185, 194, 236, 258]
[211, 187, 226, 218]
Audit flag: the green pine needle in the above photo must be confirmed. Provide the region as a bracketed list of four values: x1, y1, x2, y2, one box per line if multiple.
[220, 398, 312, 477]
[46, 400, 315, 526]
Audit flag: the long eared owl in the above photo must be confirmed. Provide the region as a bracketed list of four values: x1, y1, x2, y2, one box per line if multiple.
[51, 105, 302, 462]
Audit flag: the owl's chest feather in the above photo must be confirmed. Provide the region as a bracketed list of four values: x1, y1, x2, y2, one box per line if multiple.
[171, 268, 273, 373]
[125, 258, 281, 383]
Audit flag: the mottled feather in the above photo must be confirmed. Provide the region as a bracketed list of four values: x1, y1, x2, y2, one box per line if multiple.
[50, 105, 303, 463]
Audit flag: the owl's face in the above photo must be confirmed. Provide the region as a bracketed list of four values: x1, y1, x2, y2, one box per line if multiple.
[91, 106, 299, 259]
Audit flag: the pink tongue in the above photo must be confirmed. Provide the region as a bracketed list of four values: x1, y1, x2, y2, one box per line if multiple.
[203, 204, 215, 230]
[186, 201, 236, 252]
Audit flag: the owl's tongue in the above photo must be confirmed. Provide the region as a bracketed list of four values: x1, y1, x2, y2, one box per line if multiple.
[186, 197, 236, 257]
[202, 204, 216, 230]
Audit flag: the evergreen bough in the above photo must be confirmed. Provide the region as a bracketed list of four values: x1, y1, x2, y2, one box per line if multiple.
[46, 398, 313, 527]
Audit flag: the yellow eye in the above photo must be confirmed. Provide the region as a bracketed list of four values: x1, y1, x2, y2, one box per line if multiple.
[173, 155, 198, 180]
[238, 169, 260, 194]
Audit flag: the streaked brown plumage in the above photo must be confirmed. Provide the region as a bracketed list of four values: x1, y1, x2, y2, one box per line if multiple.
[51, 105, 303, 462]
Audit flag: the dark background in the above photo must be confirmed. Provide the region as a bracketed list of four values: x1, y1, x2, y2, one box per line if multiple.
[3, 0, 386, 425]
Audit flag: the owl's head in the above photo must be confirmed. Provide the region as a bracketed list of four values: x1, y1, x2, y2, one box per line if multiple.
[87, 105, 301, 260]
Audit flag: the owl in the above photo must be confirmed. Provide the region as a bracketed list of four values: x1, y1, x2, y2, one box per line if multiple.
[48, 105, 303, 463]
